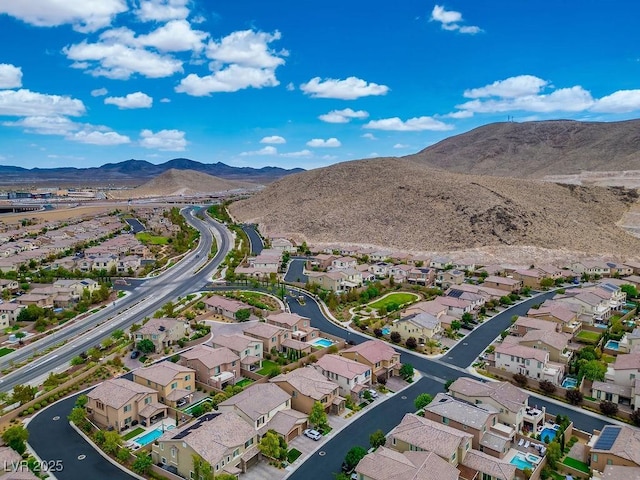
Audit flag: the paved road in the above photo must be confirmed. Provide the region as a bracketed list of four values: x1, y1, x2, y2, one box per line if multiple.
[124, 218, 145, 233]
[1, 209, 232, 393]
[241, 224, 264, 255]
[284, 257, 308, 283]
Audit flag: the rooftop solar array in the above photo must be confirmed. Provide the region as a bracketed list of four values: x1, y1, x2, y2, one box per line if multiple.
[448, 289, 464, 298]
[599, 283, 618, 293]
[593, 426, 621, 451]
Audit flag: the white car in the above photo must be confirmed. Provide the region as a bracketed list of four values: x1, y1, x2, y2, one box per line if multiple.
[303, 429, 322, 441]
[368, 389, 379, 399]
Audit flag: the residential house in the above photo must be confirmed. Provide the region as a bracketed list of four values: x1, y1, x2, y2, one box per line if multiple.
[16, 293, 51, 307]
[151, 412, 260, 477]
[452, 259, 476, 273]
[0, 279, 19, 292]
[90, 254, 118, 272]
[599, 465, 640, 480]
[434, 296, 475, 317]
[589, 425, 640, 474]
[430, 257, 453, 270]
[437, 269, 465, 289]
[249, 249, 281, 269]
[448, 377, 535, 434]
[0, 302, 24, 324]
[52, 279, 99, 296]
[243, 321, 312, 357]
[204, 295, 253, 321]
[330, 256, 357, 270]
[389, 264, 413, 282]
[270, 366, 344, 415]
[407, 267, 435, 285]
[605, 352, 640, 388]
[308, 254, 337, 270]
[355, 447, 460, 480]
[389, 312, 441, 344]
[218, 383, 307, 441]
[623, 262, 640, 275]
[446, 289, 486, 310]
[369, 262, 391, 278]
[511, 269, 544, 289]
[132, 361, 196, 408]
[341, 340, 401, 382]
[266, 312, 319, 342]
[526, 301, 582, 334]
[313, 354, 372, 400]
[621, 275, 640, 289]
[569, 260, 611, 277]
[482, 276, 522, 293]
[607, 262, 634, 277]
[591, 381, 633, 408]
[424, 393, 514, 458]
[510, 316, 558, 337]
[86, 378, 167, 431]
[518, 329, 572, 364]
[210, 334, 263, 372]
[134, 317, 187, 353]
[494, 342, 563, 384]
[179, 345, 239, 389]
[270, 237, 296, 252]
[556, 290, 613, 323]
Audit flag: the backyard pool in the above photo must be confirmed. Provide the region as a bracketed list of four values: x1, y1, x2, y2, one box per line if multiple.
[311, 338, 334, 348]
[135, 425, 175, 446]
[605, 340, 620, 351]
[561, 377, 578, 389]
[510, 452, 541, 471]
[540, 427, 557, 443]
[382, 327, 390, 335]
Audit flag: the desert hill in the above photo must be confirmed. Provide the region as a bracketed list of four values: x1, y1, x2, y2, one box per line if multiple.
[407, 119, 640, 179]
[228, 157, 640, 258]
[110, 169, 260, 199]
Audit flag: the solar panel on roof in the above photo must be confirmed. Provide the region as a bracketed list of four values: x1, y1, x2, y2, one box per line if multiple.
[448, 289, 464, 298]
[601, 283, 617, 292]
[594, 426, 621, 450]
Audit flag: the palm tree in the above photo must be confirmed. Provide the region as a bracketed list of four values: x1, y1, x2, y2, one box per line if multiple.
[425, 339, 439, 354]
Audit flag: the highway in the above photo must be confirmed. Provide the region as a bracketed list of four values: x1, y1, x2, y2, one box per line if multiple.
[0, 208, 233, 393]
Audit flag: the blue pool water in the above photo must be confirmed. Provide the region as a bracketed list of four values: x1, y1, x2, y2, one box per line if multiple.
[605, 340, 620, 351]
[540, 427, 557, 442]
[510, 453, 535, 471]
[135, 425, 175, 446]
[562, 377, 578, 389]
[312, 338, 334, 348]
[382, 327, 390, 335]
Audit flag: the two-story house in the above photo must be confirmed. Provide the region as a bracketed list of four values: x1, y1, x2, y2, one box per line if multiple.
[86, 378, 168, 431]
[437, 269, 465, 289]
[270, 366, 344, 415]
[342, 340, 401, 382]
[134, 317, 187, 353]
[569, 260, 611, 278]
[482, 276, 523, 293]
[204, 295, 253, 322]
[494, 342, 563, 385]
[589, 425, 640, 474]
[330, 256, 357, 270]
[266, 312, 319, 343]
[132, 361, 196, 408]
[179, 345, 239, 389]
[389, 312, 441, 344]
[313, 354, 372, 400]
[518, 330, 572, 364]
[356, 447, 459, 480]
[209, 334, 263, 372]
[407, 267, 435, 285]
[243, 321, 312, 357]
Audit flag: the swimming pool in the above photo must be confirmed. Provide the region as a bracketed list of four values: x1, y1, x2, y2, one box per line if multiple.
[562, 377, 578, 389]
[135, 425, 175, 446]
[381, 327, 390, 335]
[605, 340, 620, 351]
[311, 338, 334, 348]
[540, 427, 557, 442]
[510, 452, 541, 470]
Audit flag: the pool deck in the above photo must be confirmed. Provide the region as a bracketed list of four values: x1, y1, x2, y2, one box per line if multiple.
[123, 418, 177, 449]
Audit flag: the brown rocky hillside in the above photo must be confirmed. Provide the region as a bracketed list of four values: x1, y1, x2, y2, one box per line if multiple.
[109, 169, 260, 199]
[407, 119, 640, 178]
[228, 158, 640, 257]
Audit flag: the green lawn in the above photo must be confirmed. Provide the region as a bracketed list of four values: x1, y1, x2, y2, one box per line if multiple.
[576, 330, 601, 343]
[257, 359, 280, 376]
[0, 347, 14, 357]
[562, 457, 590, 473]
[287, 448, 302, 463]
[235, 378, 254, 388]
[135, 232, 169, 245]
[368, 292, 419, 310]
[122, 427, 145, 441]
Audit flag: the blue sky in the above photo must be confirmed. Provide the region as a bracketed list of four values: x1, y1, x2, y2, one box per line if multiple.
[0, 0, 639, 170]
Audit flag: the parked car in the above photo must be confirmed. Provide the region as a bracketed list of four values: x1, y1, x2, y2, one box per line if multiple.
[368, 389, 379, 399]
[130, 350, 140, 359]
[176, 398, 188, 407]
[303, 429, 322, 441]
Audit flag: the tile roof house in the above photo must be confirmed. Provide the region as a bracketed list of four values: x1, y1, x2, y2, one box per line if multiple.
[243, 322, 311, 357]
[355, 446, 459, 480]
[151, 412, 259, 478]
[134, 317, 188, 353]
[270, 366, 344, 415]
[203, 295, 254, 322]
[482, 276, 523, 293]
[518, 329, 572, 364]
[494, 342, 563, 385]
[132, 361, 196, 408]
[510, 316, 558, 337]
[86, 378, 167, 431]
[210, 334, 263, 371]
[313, 354, 372, 399]
[341, 340, 401, 382]
[390, 312, 442, 343]
[179, 344, 239, 389]
[605, 352, 640, 388]
[589, 425, 640, 473]
[266, 312, 319, 343]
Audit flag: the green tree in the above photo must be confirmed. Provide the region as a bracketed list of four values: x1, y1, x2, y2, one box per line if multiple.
[309, 401, 329, 431]
[599, 400, 619, 416]
[344, 446, 367, 471]
[405, 337, 417, 349]
[17, 304, 45, 323]
[236, 308, 251, 321]
[579, 359, 607, 381]
[399, 363, 414, 381]
[461, 312, 473, 324]
[369, 430, 386, 449]
[117, 447, 131, 463]
[1, 425, 28, 454]
[136, 338, 155, 353]
[540, 278, 555, 288]
[545, 441, 562, 469]
[450, 320, 462, 331]
[68, 407, 88, 430]
[444, 379, 455, 391]
[11, 384, 37, 405]
[621, 284, 639, 299]
[87, 347, 101, 361]
[71, 355, 85, 366]
[111, 329, 125, 340]
[565, 389, 583, 405]
[132, 451, 153, 474]
[414, 393, 433, 410]
[75, 394, 88, 408]
[103, 431, 122, 454]
[258, 430, 285, 460]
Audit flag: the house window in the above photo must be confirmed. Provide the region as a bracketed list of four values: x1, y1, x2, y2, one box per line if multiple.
[171, 382, 178, 389]
[392, 438, 396, 446]
[607, 459, 613, 465]
[244, 438, 254, 448]
[214, 366, 221, 374]
[161, 457, 167, 465]
[160, 444, 164, 451]
[272, 337, 276, 342]
[321, 396, 327, 403]
[185, 375, 191, 381]
[124, 404, 131, 412]
[145, 396, 151, 404]
[451, 452, 456, 461]
[147, 380, 151, 386]
[234, 449, 240, 457]
[96, 401, 104, 410]
[442, 417, 449, 425]
[593, 454, 598, 462]
[190, 472, 194, 479]
[232, 361, 236, 367]
[171, 447, 177, 458]
[292, 391, 297, 398]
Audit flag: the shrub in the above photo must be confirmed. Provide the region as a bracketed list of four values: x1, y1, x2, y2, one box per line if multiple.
[34, 403, 41, 410]
[599, 400, 619, 416]
[390, 331, 402, 343]
[631, 409, 640, 427]
[377, 375, 387, 385]
[373, 328, 383, 338]
[565, 388, 583, 405]
[513, 373, 528, 387]
[539, 380, 556, 394]
[405, 337, 417, 349]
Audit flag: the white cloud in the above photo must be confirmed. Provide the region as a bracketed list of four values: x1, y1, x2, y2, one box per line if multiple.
[240, 146, 278, 156]
[362, 133, 377, 140]
[464, 75, 549, 99]
[444, 110, 474, 119]
[0, 64, 22, 89]
[591, 90, 640, 113]
[306, 138, 341, 148]
[160, 97, 171, 103]
[393, 143, 410, 149]
[104, 91, 153, 109]
[3, 115, 77, 135]
[260, 135, 286, 144]
[64, 38, 183, 79]
[431, 5, 481, 35]
[281, 149, 312, 158]
[68, 130, 131, 145]
[319, 108, 369, 123]
[140, 129, 187, 151]
[286, 82, 295, 91]
[0, 89, 85, 117]
[206, 30, 286, 69]
[300, 76, 389, 100]
[91, 87, 108, 97]
[457, 86, 595, 113]
[364, 116, 453, 131]
[135, 0, 189, 22]
[137, 20, 208, 53]
[176, 64, 278, 96]
[0, 0, 128, 32]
